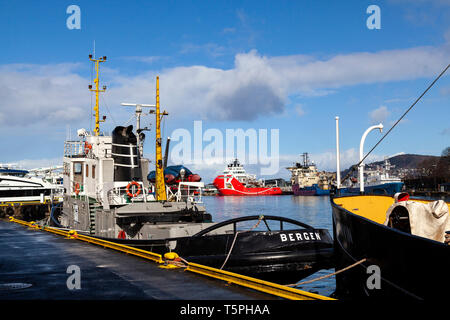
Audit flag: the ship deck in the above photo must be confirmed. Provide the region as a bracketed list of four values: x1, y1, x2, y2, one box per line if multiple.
[0, 220, 275, 300]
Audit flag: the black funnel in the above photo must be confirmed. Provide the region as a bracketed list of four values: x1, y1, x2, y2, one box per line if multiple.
[112, 125, 139, 181]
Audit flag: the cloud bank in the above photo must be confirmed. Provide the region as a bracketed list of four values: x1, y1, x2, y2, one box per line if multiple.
[0, 42, 449, 126]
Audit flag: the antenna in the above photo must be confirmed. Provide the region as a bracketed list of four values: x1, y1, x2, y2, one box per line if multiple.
[121, 103, 156, 157]
[89, 53, 107, 136]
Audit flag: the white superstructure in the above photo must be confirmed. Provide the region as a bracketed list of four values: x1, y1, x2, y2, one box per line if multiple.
[222, 159, 263, 186]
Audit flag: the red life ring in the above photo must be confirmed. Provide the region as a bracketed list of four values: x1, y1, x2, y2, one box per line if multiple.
[126, 181, 141, 198]
[84, 141, 92, 154]
[74, 183, 80, 195]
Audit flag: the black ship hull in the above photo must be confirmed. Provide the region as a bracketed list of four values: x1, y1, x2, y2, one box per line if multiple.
[331, 195, 450, 299]
[96, 215, 334, 283]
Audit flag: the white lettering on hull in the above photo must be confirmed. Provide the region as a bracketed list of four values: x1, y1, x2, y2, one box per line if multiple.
[280, 232, 321, 242]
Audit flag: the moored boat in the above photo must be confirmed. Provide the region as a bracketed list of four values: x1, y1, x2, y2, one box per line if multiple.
[340, 158, 404, 195]
[0, 165, 63, 219]
[213, 159, 282, 196]
[287, 153, 332, 196]
[331, 193, 450, 299]
[330, 64, 450, 299]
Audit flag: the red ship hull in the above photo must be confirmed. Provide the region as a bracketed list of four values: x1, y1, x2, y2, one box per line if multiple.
[213, 175, 282, 196]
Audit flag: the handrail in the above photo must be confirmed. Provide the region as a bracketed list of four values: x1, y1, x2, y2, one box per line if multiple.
[192, 215, 314, 237]
[186, 262, 335, 300]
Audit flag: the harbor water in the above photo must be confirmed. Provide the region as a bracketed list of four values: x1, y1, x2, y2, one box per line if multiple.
[203, 195, 336, 297]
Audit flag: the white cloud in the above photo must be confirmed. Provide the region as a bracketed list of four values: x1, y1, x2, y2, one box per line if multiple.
[1, 41, 449, 126]
[369, 105, 390, 124]
[0, 63, 88, 126]
[295, 104, 305, 117]
[12, 157, 63, 170]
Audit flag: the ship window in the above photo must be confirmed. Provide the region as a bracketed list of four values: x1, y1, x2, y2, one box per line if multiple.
[86, 164, 89, 177]
[92, 165, 96, 179]
[74, 163, 82, 175]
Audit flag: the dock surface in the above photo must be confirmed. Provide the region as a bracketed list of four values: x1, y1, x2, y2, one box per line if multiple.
[0, 220, 275, 300]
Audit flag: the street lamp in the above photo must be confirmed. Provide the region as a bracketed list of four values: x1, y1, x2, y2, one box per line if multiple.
[359, 123, 383, 193]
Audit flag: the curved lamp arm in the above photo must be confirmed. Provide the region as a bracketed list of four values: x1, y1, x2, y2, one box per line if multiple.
[359, 123, 383, 193]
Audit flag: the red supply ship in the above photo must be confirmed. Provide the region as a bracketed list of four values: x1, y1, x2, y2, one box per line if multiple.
[213, 159, 282, 196]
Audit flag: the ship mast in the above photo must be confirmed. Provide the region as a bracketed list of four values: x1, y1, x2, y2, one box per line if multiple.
[88, 54, 107, 136]
[155, 76, 169, 201]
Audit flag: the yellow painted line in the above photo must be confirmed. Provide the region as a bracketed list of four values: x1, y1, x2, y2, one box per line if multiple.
[186, 262, 335, 300]
[8, 217, 333, 300]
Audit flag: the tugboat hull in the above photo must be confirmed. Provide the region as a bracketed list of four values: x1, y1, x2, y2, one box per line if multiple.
[100, 215, 335, 283]
[331, 195, 450, 299]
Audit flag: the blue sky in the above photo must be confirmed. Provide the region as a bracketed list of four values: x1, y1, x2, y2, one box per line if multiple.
[0, 0, 449, 181]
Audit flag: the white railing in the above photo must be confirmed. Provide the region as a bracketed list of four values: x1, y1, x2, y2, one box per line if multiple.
[107, 182, 155, 205]
[175, 182, 204, 204]
[64, 141, 85, 157]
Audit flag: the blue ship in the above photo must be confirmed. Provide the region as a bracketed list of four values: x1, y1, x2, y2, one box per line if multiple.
[292, 184, 330, 196]
[339, 182, 404, 195]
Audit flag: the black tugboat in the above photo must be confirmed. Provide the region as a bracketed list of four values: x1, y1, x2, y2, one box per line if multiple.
[54, 53, 335, 284]
[98, 215, 334, 283]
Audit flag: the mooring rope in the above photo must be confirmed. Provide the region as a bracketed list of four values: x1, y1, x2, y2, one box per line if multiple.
[219, 215, 265, 270]
[162, 216, 267, 270]
[285, 258, 367, 287]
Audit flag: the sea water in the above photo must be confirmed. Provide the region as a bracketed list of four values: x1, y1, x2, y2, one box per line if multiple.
[202, 195, 336, 297]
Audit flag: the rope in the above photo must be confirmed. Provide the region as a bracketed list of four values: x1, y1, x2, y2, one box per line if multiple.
[340, 63, 450, 186]
[164, 216, 265, 269]
[285, 258, 367, 287]
[219, 215, 266, 270]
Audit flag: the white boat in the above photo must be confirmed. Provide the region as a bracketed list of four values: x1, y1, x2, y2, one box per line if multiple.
[0, 165, 63, 204]
[286, 153, 332, 196]
[341, 158, 404, 195]
[27, 166, 64, 186]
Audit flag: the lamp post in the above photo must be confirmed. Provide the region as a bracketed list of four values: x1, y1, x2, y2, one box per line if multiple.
[335, 116, 341, 189]
[359, 123, 383, 193]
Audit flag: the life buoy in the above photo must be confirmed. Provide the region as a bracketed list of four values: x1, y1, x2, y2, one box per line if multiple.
[74, 183, 80, 195]
[84, 141, 92, 154]
[126, 181, 141, 198]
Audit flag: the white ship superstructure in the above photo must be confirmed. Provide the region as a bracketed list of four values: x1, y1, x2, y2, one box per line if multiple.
[59, 54, 213, 240]
[287, 153, 320, 188]
[365, 158, 402, 186]
[222, 159, 263, 186]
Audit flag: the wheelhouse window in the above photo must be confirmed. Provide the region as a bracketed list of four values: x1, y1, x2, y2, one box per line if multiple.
[74, 163, 82, 175]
